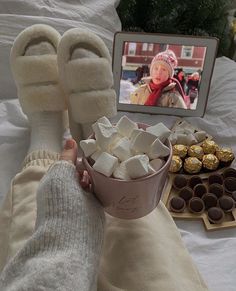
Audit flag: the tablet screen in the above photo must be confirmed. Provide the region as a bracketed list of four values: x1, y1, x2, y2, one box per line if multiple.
[119, 41, 207, 110]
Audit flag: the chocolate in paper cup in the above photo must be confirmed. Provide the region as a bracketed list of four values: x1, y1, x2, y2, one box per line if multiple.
[83, 123, 172, 219]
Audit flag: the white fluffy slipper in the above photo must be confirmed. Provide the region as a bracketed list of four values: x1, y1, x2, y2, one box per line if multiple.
[57, 28, 117, 125]
[10, 24, 67, 114]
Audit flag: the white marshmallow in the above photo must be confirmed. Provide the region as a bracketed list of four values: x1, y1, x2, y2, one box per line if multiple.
[112, 137, 132, 161]
[174, 128, 185, 134]
[186, 133, 198, 146]
[184, 128, 195, 134]
[147, 138, 170, 159]
[169, 132, 177, 145]
[176, 133, 188, 145]
[146, 123, 171, 142]
[150, 158, 165, 171]
[113, 161, 131, 180]
[92, 122, 118, 150]
[80, 139, 97, 157]
[130, 131, 156, 154]
[177, 120, 191, 129]
[116, 115, 138, 138]
[93, 152, 118, 177]
[125, 154, 149, 179]
[91, 149, 102, 161]
[96, 116, 112, 127]
[130, 128, 144, 143]
[194, 131, 206, 142]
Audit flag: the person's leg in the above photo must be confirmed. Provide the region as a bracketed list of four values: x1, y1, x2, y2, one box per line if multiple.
[0, 24, 66, 272]
[98, 202, 209, 291]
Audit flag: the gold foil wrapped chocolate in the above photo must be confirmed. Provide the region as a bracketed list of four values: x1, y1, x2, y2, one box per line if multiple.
[173, 144, 188, 158]
[201, 140, 218, 154]
[188, 145, 204, 160]
[215, 147, 235, 163]
[184, 157, 202, 174]
[202, 154, 219, 170]
[169, 155, 182, 173]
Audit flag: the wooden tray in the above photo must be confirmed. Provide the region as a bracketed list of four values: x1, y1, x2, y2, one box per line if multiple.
[162, 173, 236, 231]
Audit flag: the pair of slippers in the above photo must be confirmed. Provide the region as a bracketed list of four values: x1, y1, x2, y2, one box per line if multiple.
[10, 24, 117, 139]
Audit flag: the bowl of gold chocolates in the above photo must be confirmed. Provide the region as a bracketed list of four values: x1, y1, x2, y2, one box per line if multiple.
[169, 139, 235, 175]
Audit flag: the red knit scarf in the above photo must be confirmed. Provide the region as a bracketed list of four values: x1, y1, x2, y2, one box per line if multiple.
[144, 79, 171, 106]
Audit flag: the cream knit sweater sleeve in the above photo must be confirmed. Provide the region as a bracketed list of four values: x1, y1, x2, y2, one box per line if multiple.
[0, 161, 105, 291]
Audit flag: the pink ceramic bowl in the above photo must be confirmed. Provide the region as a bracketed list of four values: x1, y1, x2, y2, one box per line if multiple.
[83, 123, 172, 219]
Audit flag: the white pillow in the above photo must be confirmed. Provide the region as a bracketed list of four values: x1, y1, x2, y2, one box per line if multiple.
[0, 0, 121, 99]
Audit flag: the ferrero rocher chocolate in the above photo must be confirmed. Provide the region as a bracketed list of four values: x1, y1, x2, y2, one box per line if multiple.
[184, 157, 202, 174]
[188, 145, 204, 160]
[215, 147, 235, 163]
[202, 154, 219, 171]
[169, 155, 182, 173]
[173, 144, 188, 158]
[201, 140, 218, 154]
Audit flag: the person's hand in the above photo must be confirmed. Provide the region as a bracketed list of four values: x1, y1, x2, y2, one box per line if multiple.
[60, 139, 91, 191]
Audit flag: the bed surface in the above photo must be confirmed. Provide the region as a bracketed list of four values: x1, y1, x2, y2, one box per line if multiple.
[0, 56, 236, 291]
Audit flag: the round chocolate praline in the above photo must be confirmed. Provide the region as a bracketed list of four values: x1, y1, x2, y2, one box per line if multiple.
[169, 155, 183, 173]
[169, 197, 186, 213]
[179, 187, 194, 202]
[208, 173, 223, 185]
[208, 183, 224, 199]
[207, 207, 225, 224]
[173, 175, 188, 190]
[223, 177, 236, 194]
[218, 196, 235, 212]
[193, 184, 207, 198]
[202, 193, 218, 210]
[184, 157, 202, 174]
[188, 175, 202, 189]
[202, 154, 219, 171]
[222, 167, 236, 179]
[189, 197, 205, 214]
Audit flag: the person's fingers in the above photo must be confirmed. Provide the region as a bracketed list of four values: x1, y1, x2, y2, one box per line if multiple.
[60, 139, 78, 165]
[77, 170, 91, 191]
[76, 157, 86, 175]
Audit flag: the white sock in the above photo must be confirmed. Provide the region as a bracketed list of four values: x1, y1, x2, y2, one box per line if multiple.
[24, 41, 64, 154]
[28, 112, 63, 153]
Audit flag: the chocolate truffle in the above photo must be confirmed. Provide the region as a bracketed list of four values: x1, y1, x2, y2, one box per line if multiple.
[193, 184, 207, 198]
[173, 175, 188, 190]
[202, 140, 218, 154]
[223, 177, 236, 194]
[208, 183, 224, 198]
[169, 196, 186, 213]
[202, 193, 218, 210]
[188, 145, 204, 160]
[216, 147, 235, 163]
[222, 167, 236, 179]
[189, 197, 205, 214]
[207, 207, 225, 224]
[218, 196, 235, 212]
[173, 144, 188, 158]
[184, 157, 202, 174]
[179, 186, 194, 202]
[208, 173, 223, 185]
[169, 155, 182, 173]
[188, 175, 202, 189]
[202, 154, 219, 171]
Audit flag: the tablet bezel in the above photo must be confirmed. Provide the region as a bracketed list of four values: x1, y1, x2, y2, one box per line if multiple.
[112, 32, 219, 117]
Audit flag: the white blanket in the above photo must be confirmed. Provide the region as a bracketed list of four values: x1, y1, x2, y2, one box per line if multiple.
[0, 57, 236, 291]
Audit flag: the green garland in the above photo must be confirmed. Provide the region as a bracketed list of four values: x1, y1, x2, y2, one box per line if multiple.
[117, 0, 232, 56]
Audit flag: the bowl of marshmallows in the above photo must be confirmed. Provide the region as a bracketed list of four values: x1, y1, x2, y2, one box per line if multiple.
[80, 115, 172, 219]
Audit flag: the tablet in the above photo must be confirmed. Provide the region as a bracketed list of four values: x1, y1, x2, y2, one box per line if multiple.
[112, 32, 218, 117]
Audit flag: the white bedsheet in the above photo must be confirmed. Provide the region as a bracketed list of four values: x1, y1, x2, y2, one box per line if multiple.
[0, 57, 236, 291]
